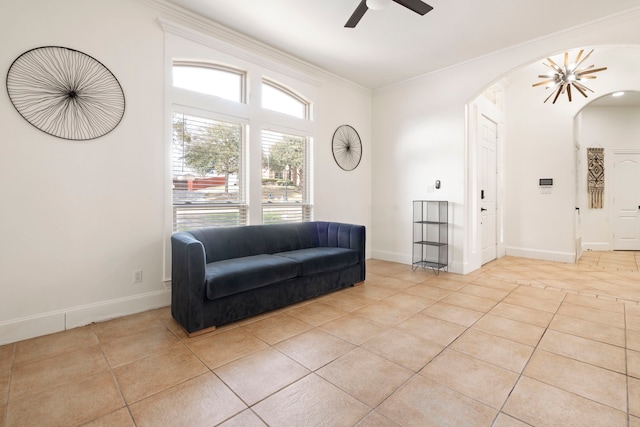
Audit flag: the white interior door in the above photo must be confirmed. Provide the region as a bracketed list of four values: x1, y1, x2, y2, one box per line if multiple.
[613, 151, 640, 250]
[480, 115, 497, 264]
[574, 144, 582, 260]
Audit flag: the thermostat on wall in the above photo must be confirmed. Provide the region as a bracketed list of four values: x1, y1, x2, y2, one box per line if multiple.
[539, 178, 553, 186]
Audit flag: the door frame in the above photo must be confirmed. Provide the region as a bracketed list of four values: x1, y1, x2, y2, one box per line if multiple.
[466, 88, 505, 273]
[574, 141, 583, 261]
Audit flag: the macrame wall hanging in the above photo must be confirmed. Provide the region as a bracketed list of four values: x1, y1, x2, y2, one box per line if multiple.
[587, 147, 604, 209]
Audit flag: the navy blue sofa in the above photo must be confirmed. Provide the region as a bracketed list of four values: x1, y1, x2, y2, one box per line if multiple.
[171, 221, 366, 336]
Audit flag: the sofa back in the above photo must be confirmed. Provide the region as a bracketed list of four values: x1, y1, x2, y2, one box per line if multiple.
[186, 222, 315, 263]
[184, 221, 365, 264]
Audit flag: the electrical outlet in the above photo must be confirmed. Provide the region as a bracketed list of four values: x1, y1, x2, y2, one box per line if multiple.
[133, 270, 143, 284]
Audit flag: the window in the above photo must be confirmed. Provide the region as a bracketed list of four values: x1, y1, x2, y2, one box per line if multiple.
[173, 63, 244, 103]
[172, 112, 246, 230]
[262, 129, 311, 224]
[169, 60, 313, 232]
[262, 80, 308, 119]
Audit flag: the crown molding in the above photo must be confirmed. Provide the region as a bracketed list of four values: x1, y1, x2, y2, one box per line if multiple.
[157, 18, 321, 88]
[138, 0, 371, 95]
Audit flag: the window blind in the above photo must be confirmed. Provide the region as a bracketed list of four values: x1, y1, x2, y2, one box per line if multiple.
[261, 129, 311, 224]
[172, 111, 246, 231]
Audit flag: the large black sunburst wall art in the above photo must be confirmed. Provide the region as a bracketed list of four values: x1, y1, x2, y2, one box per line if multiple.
[6, 46, 125, 140]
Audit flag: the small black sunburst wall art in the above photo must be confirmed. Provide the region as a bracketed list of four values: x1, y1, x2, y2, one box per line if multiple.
[6, 46, 125, 141]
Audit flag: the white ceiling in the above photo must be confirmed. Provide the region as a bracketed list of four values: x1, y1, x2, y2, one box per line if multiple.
[588, 91, 640, 107]
[163, 0, 640, 89]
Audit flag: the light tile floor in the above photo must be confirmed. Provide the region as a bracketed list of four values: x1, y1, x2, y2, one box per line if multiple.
[1, 252, 640, 426]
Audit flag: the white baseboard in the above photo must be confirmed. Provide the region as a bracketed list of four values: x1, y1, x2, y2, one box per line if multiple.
[371, 249, 411, 266]
[582, 242, 613, 252]
[0, 313, 66, 347]
[504, 246, 575, 263]
[0, 290, 171, 346]
[370, 250, 463, 274]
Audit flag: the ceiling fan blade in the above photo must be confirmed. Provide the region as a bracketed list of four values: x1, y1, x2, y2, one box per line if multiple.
[392, 0, 433, 15]
[345, 0, 368, 27]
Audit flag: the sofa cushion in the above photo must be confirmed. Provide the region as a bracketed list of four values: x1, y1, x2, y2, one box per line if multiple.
[274, 247, 359, 276]
[205, 254, 299, 300]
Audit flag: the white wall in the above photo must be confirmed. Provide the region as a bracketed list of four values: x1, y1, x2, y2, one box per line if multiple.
[372, 75, 467, 270]
[371, 9, 640, 273]
[577, 103, 640, 249]
[503, 64, 582, 262]
[0, 0, 167, 344]
[0, 0, 372, 344]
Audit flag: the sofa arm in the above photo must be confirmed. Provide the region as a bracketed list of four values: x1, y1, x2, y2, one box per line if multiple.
[314, 222, 366, 282]
[171, 232, 207, 333]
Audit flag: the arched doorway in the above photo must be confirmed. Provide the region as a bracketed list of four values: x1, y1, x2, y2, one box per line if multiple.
[466, 46, 640, 272]
[574, 90, 640, 253]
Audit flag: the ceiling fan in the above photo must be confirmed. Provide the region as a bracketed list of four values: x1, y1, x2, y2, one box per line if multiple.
[345, 0, 433, 28]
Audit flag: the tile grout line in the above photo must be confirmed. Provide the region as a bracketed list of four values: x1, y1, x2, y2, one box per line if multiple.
[169, 323, 258, 426]
[461, 278, 547, 426]
[502, 287, 632, 420]
[372, 275, 535, 425]
[469, 268, 632, 419]
[492, 289, 568, 425]
[624, 303, 630, 427]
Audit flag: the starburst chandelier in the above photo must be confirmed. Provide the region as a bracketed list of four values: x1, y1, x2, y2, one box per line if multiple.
[532, 49, 607, 104]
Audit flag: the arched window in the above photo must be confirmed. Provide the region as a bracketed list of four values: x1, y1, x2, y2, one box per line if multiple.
[262, 80, 309, 119]
[173, 63, 245, 103]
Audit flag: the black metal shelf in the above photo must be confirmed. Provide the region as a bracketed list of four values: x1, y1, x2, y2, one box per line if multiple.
[412, 200, 448, 275]
[412, 260, 447, 270]
[414, 240, 447, 246]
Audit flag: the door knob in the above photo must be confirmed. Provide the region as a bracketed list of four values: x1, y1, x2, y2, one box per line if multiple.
[481, 208, 487, 212]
